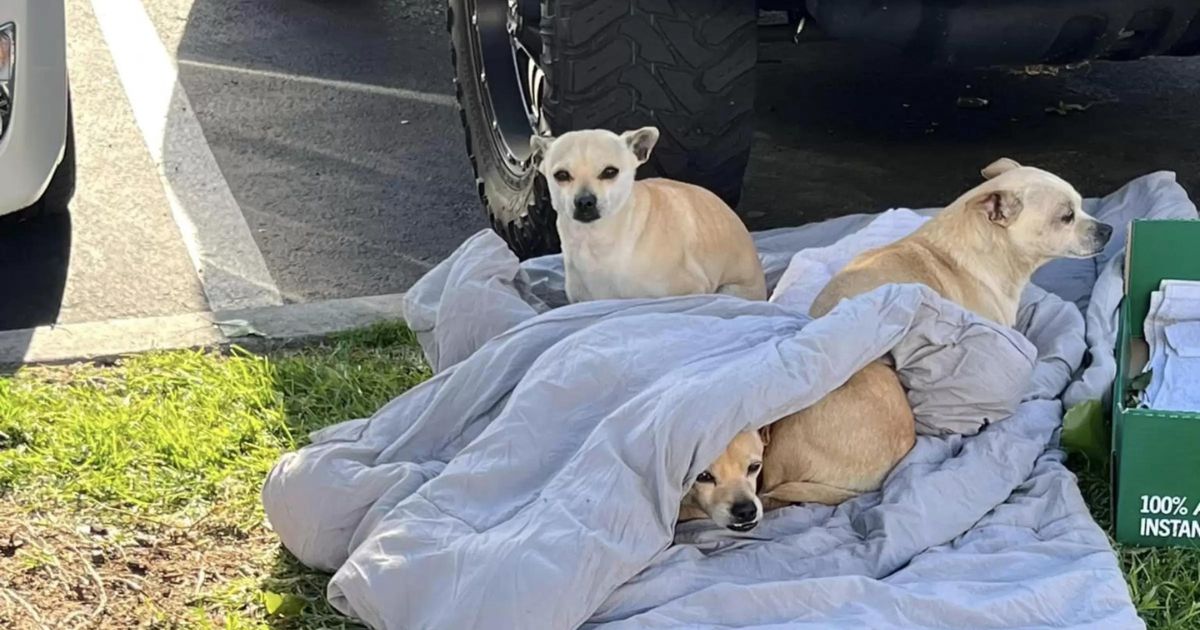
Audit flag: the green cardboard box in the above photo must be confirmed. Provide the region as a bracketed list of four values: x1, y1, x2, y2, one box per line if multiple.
[1111, 219, 1200, 547]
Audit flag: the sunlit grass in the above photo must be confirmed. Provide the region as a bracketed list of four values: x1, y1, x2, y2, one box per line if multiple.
[1, 321, 1197, 627]
[0, 323, 427, 628]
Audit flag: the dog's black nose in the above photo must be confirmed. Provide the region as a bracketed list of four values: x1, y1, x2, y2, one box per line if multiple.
[1095, 222, 1113, 245]
[730, 501, 758, 523]
[573, 193, 599, 222]
[574, 193, 597, 211]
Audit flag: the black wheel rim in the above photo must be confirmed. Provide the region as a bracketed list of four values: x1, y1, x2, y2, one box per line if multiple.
[469, 0, 547, 175]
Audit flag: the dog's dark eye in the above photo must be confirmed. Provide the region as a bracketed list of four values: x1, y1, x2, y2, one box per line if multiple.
[1060, 212, 1075, 224]
[696, 471, 715, 484]
[747, 462, 762, 475]
[599, 166, 619, 180]
[553, 170, 572, 182]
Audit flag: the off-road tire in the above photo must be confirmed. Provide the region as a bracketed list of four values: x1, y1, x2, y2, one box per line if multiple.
[448, 0, 558, 259]
[448, 0, 757, 258]
[541, 0, 757, 208]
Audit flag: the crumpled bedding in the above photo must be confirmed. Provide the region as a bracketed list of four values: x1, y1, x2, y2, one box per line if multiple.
[263, 172, 1196, 630]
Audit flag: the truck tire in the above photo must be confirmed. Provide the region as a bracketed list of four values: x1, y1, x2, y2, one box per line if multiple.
[542, 0, 757, 210]
[448, 0, 757, 259]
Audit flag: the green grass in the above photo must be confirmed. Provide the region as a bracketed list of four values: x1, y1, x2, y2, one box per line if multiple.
[0, 322, 1198, 628]
[0, 323, 429, 629]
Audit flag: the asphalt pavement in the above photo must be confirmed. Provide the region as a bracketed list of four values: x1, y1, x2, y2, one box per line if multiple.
[2, 0, 1199, 334]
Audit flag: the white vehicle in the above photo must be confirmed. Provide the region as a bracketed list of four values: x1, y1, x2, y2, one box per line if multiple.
[0, 0, 71, 217]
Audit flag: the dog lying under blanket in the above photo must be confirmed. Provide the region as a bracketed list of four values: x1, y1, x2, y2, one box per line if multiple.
[687, 158, 1112, 530]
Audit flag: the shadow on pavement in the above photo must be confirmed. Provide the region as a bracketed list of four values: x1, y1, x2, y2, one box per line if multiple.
[166, 0, 1200, 300]
[0, 208, 72, 372]
[743, 40, 1200, 228]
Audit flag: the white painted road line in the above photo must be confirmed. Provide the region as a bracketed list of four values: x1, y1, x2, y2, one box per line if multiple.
[178, 58, 459, 107]
[90, 0, 283, 311]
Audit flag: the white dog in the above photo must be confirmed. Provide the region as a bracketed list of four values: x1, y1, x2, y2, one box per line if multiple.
[531, 128, 766, 303]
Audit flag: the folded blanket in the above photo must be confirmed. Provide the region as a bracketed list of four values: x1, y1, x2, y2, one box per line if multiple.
[263, 172, 1197, 630]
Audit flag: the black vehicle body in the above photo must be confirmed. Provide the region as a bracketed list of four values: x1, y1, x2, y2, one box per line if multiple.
[449, 0, 1200, 257]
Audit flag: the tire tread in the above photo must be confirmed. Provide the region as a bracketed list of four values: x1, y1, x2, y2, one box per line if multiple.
[541, 0, 757, 206]
[447, 0, 756, 258]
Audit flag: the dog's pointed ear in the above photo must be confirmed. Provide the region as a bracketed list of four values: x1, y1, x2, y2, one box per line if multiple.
[621, 127, 659, 164]
[757, 424, 771, 447]
[981, 157, 1022, 180]
[529, 134, 554, 165]
[971, 190, 1023, 226]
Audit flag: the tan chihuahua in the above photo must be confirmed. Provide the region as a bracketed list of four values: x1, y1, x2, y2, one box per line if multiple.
[759, 158, 1112, 508]
[531, 128, 766, 303]
[679, 430, 768, 532]
[696, 159, 1113, 516]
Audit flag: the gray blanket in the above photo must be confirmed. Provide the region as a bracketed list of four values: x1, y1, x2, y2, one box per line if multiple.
[263, 172, 1196, 629]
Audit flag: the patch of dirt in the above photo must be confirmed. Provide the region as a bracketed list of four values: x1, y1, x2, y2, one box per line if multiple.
[0, 505, 274, 629]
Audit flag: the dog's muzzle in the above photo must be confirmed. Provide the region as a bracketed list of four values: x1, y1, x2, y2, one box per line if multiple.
[1085, 221, 1114, 254]
[573, 192, 600, 223]
[727, 500, 760, 532]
